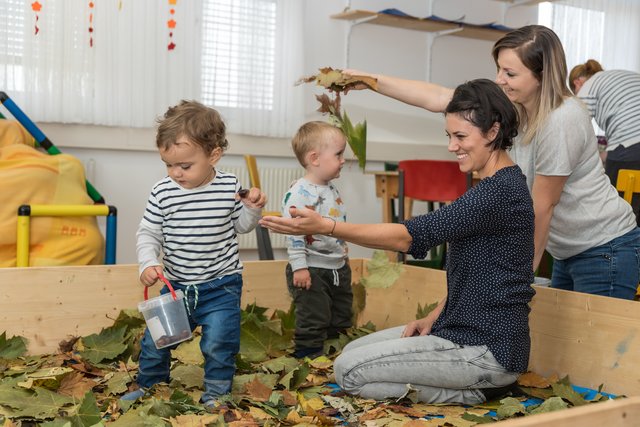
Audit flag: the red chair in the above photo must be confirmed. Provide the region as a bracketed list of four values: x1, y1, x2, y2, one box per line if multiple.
[397, 160, 469, 268]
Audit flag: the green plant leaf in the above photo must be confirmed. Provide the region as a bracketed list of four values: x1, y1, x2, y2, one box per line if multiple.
[240, 315, 293, 363]
[78, 327, 128, 364]
[416, 301, 439, 320]
[279, 363, 311, 391]
[66, 391, 102, 427]
[170, 364, 204, 389]
[496, 396, 526, 419]
[339, 110, 367, 170]
[10, 386, 74, 420]
[528, 396, 568, 415]
[361, 250, 403, 289]
[551, 376, 588, 406]
[105, 371, 132, 396]
[0, 332, 27, 359]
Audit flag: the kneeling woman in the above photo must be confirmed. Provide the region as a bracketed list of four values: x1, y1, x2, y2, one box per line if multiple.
[261, 79, 535, 404]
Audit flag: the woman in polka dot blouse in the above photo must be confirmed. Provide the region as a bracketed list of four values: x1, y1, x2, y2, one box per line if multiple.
[260, 79, 535, 405]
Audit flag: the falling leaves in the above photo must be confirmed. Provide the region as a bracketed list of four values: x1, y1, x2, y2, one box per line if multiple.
[361, 250, 404, 289]
[298, 67, 373, 170]
[297, 67, 378, 93]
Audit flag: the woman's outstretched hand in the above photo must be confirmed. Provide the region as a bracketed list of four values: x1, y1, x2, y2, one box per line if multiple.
[260, 206, 332, 236]
[341, 69, 378, 93]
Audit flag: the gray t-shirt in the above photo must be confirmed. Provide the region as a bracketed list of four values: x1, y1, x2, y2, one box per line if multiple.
[510, 97, 636, 259]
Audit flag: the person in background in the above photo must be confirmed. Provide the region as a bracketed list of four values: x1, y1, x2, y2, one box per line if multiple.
[283, 121, 352, 359]
[261, 79, 535, 404]
[570, 59, 640, 225]
[122, 100, 267, 411]
[339, 25, 640, 300]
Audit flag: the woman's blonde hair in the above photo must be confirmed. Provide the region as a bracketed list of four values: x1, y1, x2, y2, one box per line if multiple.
[569, 59, 604, 93]
[492, 25, 572, 146]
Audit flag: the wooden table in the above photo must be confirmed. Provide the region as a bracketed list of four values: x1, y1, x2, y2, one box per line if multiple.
[369, 170, 480, 223]
[371, 171, 402, 223]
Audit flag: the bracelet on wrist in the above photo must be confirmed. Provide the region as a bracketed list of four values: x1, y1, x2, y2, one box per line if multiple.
[324, 216, 337, 236]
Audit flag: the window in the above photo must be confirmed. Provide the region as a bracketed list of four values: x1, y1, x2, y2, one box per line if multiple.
[201, 0, 276, 110]
[0, 0, 301, 136]
[0, 0, 26, 91]
[538, 2, 605, 68]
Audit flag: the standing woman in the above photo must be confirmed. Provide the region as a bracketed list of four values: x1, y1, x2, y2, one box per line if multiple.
[342, 25, 640, 299]
[569, 59, 640, 225]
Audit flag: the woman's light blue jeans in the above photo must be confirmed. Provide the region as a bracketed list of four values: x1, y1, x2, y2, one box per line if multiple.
[136, 274, 242, 403]
[551, 227, 640, 300]
[334, 326, 519, 405]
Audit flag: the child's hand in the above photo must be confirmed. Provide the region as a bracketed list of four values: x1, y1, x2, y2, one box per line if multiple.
[238, 187, 267, 209]
[140, 265, 162, 287]
[292, 268, 312, 290]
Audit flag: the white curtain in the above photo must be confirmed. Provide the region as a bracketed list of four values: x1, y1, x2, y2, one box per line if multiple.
[551, 0, 640, 72]
[209, 0, 304, 138]
[0, 0, 304, 137]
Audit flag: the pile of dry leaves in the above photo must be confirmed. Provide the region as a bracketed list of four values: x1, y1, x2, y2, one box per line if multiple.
[0, 254, 619, 426]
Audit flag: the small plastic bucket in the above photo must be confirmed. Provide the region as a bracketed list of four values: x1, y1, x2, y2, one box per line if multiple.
[138, 273, 192, 349]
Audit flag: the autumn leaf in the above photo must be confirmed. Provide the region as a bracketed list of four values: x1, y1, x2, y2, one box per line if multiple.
[416, 302, 438, 320]
[496, 396, 526, 419]
[528, 396, 568, 415]
[9, 387, 74, 420]
[57, 371, 97, 399]
[77, 327, 128, 364]
[245, 377, 273, 402]
[66, 391, 102, 426]
[170, 364, 204, 390]
[105, 371, 133, 396]
[297, 67, 378, 92]
[239, 314, 293, 362]
[298, 67, 370, 170]
[339, 109, 367, 170]
[0, 333, 27, 359]
[232, 373, 279, 394]
[172, 336, 205, 366]
[361, 250, 404, 289]
[260, 355, 299, 375]
[551, 376, 588, 406]
[518, 371, 553, 388]
[279, 364, 311, 391]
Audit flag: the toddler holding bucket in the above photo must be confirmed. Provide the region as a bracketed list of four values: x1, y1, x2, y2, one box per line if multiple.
[122, 100, 267, 410]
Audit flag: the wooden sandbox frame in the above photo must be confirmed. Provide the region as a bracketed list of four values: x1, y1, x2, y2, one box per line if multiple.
[2, 259, 640, 426]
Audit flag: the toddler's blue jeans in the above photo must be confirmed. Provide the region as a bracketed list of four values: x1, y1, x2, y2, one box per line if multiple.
[136, 273, 242, 402]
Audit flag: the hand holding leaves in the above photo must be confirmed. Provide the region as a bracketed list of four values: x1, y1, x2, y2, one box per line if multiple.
[297, 68, 373, 170]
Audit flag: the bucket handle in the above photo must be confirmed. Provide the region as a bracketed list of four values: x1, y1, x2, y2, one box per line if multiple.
[144, 271, 178, 301]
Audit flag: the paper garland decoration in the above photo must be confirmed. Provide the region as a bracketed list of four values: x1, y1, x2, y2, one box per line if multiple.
[168, 0, 176, 50]
[31, 1, 42, 35]
[88, 1, 94, 47]
[28, 0, 180, 52]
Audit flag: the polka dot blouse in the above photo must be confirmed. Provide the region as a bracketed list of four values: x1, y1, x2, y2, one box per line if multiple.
[405, 165, 535, 373]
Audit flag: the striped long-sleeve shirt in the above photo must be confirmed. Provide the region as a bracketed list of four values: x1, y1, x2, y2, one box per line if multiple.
[137, 169, 261, 285]
[578, 70, 640, 151]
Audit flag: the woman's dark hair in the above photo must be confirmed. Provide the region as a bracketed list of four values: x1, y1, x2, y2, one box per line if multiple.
[444, 79, 519, 151]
